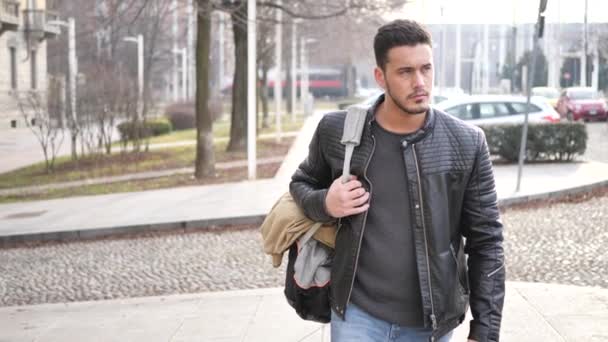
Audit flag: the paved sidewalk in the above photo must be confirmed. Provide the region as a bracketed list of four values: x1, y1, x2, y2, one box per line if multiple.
[1, 282, 606, 341]
[1, 111, 607, 242]
[1, 111, 607, 342]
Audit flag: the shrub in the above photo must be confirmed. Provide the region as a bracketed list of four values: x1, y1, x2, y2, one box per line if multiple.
[166, 103, 195, 130]
[479, 122, 587, 162]
[165, 98, 224, 131]
[117, 118, 173, 141]
[146, 117, 173, 136]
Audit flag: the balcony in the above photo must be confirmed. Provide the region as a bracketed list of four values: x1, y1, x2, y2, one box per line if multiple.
[23, 9, 60, 41]
[0, 0, 20, 34]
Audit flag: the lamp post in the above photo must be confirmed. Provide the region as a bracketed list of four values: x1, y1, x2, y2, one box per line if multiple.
[124, 35, 144, 121]
[47, 17, 77, 156]
[516, 0, 547, 192]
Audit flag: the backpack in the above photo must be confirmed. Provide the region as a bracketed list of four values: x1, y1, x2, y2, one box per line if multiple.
[282, 105, 368, 322]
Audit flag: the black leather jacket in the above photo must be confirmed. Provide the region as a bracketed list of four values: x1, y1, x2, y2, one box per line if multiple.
[289, 97, 505, 342]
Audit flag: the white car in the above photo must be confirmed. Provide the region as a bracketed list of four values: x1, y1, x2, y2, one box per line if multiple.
[433, 95, 561, 125]
[357, 90, 456, 108]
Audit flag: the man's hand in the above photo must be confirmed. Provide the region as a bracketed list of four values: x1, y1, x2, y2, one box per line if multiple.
[325, 176, 370, 218]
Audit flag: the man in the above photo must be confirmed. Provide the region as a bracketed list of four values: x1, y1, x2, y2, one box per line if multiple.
[290, 20, 505, 342]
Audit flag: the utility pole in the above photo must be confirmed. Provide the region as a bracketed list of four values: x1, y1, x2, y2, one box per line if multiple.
[516, 0, 547, 193]
[274, 0, 283, 143]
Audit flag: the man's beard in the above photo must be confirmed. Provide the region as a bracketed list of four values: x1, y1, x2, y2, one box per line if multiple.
[386, 83, 429, 116]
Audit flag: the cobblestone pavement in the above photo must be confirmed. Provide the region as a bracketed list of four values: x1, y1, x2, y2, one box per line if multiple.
[1, 194, 606, 307]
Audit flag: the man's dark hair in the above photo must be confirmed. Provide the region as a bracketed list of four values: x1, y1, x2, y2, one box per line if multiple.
[374, 19, 433, 70]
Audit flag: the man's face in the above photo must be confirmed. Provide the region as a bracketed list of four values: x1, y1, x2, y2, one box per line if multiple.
[374, 44, 434, 115]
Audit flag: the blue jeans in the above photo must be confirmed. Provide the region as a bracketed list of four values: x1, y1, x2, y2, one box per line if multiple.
[331, 303, 453, 342]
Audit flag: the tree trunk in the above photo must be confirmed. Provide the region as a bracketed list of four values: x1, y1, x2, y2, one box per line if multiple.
[227, 3, 247, 152]
[194, 0, 215, 179]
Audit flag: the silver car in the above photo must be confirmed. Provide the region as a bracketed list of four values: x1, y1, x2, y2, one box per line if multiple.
[433, 95, 561, 125]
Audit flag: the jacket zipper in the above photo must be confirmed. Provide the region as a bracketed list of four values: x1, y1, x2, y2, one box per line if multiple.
[344, 129, 376, 311]
[487, 263, 504, 278]
[412, 144, 437, 330]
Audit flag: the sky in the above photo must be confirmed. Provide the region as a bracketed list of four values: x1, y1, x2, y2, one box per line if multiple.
[387, 0, 608, 25]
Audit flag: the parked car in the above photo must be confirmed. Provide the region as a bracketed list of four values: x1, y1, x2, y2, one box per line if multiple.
[556, 87, 608, 122]
[532, 86, 560, 109]
[352, 89, 460, 109]
[433, 95, 561, 125]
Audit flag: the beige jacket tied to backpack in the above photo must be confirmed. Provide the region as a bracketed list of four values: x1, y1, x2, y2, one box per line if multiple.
[260, 192, 336, 267]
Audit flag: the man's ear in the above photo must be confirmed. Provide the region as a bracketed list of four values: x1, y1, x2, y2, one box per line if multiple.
[374, 66, 386, 91]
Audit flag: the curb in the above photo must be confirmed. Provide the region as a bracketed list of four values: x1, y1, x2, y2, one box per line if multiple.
[0, 215, 265, 248]
[2, 179, 607, 248]
[497, 179, 608, 208]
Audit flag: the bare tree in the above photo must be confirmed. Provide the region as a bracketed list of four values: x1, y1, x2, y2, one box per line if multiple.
[15, 91, 65, 173]
[222, 0, 408, 152]
[49, 0, 182, 156]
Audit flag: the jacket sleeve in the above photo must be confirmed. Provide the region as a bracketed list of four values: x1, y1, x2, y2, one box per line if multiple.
[289, 116, 335, 223]
[461, 129, 506, 342]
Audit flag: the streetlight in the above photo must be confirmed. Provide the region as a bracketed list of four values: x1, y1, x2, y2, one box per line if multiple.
[48, 17, 78, 159]
[47, 18, 76, 130]
[124, 34, 144, 120]
[172, 47, 187, 101]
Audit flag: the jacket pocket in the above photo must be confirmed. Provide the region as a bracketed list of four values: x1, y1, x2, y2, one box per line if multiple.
[450, 243, 470, 295]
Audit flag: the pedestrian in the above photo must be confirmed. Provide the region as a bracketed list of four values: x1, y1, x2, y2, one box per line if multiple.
[289, 19, 505, 342]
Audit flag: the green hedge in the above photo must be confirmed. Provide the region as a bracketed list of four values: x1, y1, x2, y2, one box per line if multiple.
[117, 118, 173, 141]
[479, 122, 587, 162]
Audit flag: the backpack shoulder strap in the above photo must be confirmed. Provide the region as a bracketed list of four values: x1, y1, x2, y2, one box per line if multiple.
[340, 105, 368, 183]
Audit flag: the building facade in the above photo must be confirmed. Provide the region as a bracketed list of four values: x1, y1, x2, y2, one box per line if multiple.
[0, 0, 58, 128]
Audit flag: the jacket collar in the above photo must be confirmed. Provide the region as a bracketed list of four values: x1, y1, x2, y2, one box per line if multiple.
[365, 93, 436, 144]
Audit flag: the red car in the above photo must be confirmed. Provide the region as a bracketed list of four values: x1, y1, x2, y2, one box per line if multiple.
[557, 87, 608, 122]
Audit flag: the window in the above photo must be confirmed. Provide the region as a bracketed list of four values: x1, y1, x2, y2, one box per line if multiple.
[479, 103, 495, 118]
[478, 102, 511, 118]
[10, 47, 17, 90]
[508, 102, 542, 114]
[445, 104, 477, 120]
[30, 50, 37, 89]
